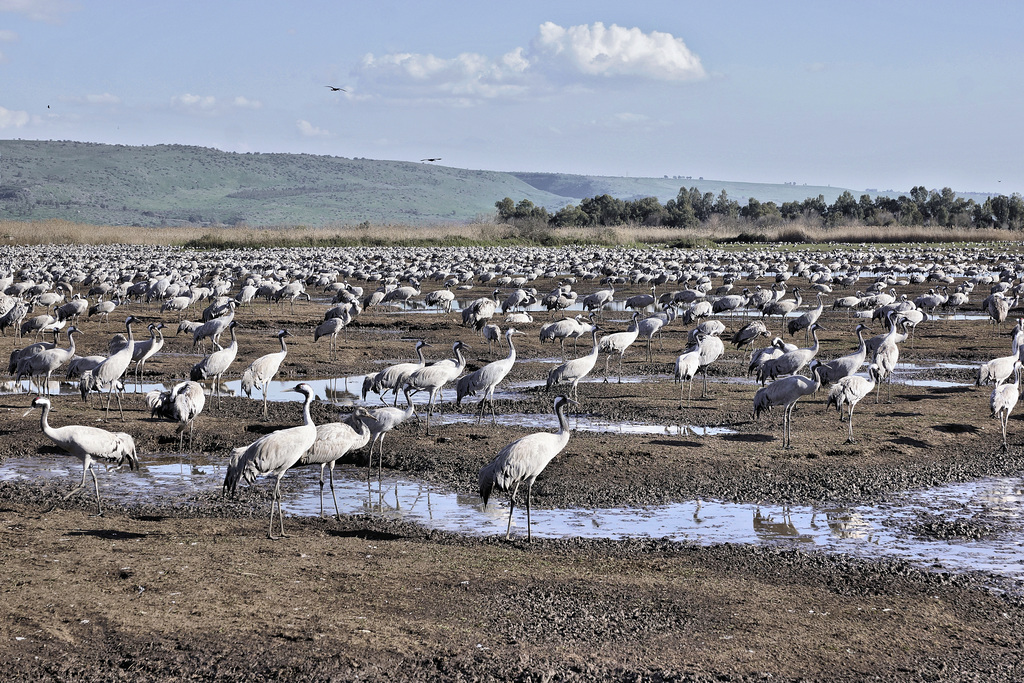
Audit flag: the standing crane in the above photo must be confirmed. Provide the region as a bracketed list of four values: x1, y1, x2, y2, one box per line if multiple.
[223, 382, 318, 539]
[26, 395, 138, 515]
[456, 327, 523, 421]
[694, 330, 725, 398]
[760, 323, 824, 382]
[240, 329, 291, 419]
[991, 361, 1022, 450]
[296, 406, 372, 516]
[362, 387, 417, 479]
[753, 360, 825, 448]
[131, 322, 165, 384]
[825, 364, 881, 443]
[313, 317, 346, 359]
[362, 340, 429, 405]
[146, 381, 206, 450]
[478, 395, 578, 541]
[405, 340, 468, 435]
[93, 316, 139, 420]
[817, 323, 871, 385]
[673, 335, 703, 408]
[787, 291, 825, 341]
[190, 320, 239, 406]
[598, 313, 640, 382]
[546, 328, 601, 399]
[16, 325, 78, 394]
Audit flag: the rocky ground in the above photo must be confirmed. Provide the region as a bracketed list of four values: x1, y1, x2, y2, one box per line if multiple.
[2, 272, 1024, 681]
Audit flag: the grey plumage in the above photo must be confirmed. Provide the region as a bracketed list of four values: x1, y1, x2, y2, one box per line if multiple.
[456, 328, 522, 421]
[296, 407, 372, 517]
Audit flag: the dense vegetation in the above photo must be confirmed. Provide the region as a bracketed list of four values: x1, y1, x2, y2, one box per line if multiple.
[497, 185, 1024, 232]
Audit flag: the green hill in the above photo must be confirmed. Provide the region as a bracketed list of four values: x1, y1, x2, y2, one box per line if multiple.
[0, 139, 926, 228]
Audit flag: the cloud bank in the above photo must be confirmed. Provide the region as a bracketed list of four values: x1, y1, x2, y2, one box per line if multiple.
[355, 21, 705, 103]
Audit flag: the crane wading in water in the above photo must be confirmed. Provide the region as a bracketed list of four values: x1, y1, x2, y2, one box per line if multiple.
[478, 395, 578, 541]
[26, 396, 138, 515]
[222, 383, 318, 539]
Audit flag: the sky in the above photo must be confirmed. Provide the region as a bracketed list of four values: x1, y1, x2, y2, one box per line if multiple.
[1, 0, 1023, 196]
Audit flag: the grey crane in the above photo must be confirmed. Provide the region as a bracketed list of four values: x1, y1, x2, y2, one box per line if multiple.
[694, 330, 725, 398]
[480, 322, 502, 356]
[478, 395, 578, 541]
[190, 320, 239, 406]
[362, 340, 429, 405]
[673, 336, 703, 408]
[191, 301, 236, 351]
[241, 329, 291, 419]
[637, 307, 675, 361]
[598, 312, 640, 382]
[872, 317, 902, 403]
[223, 382, 318, 539]
[296, 406, 372, 516]
[405, 340, 468, 435]
[93, 316, 139, 420]
[456, 327, 523, 421]
[131, 322, 165, 383]
[313, 317, 346, 359]
[787, 292, 825, 340]
[146, 380, 206, 450]
[625, 285, 657, 312]
[16, 325, 77, 394]
[730, 320, 769, 349]
[747, 337, 795, 383]
[991, 361, 1022, 450]
[546, 328, 601, 400]
[825, 364, 881, 443]
[362, 387, 417, 479]
[761, 323, 823, 382]
[26, 395, 137, 515]
[581, 286, 615, 315]
[753, 360, 825, 448]
[817, 323, 871, 385]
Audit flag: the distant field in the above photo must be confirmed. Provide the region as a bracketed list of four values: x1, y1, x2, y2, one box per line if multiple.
[0, 139, 899, 228]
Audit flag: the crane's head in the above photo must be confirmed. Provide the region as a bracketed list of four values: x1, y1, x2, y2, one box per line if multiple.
[25, 395, 49, 416]
[277, 329, 291, 338]
[289, 382, 315, 400]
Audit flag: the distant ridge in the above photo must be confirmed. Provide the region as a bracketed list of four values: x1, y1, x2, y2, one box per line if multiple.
[0, 139, 989, 228]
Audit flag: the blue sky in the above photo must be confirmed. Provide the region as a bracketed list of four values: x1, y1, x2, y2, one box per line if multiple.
[2, 0, 1022, 196]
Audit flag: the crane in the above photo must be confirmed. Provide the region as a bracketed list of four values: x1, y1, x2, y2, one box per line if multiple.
[753, 360, 825, 448]
[673, 335, 703, 408]
[190, 320, 239, 406]
[456, 327, 523, 421]
[131, 322, 166, 384]
[296, 406, 372, 516]
[16, 325, 77, 394]
[817, 323, 871, 385]
[223, 382, 318, 539]
[405, 340, 468, 435]
[760, 322, 823, 382]
[787, 291, 825, 340]
[26, 396, 137, 515]
[313, 317, 346, 359]
[362, 340, 429, 406]
[825, 364, 881, 443]
[146, 381, 206, 450]
[93, 316, 139, 420]
[991, 361, 1022, 450]
[362, 387, 417, 479]
[599, 313, 640, 382]
[478, 395, 578, 541]
[546, 328, 601, 399]
[241, 329, 291, 419]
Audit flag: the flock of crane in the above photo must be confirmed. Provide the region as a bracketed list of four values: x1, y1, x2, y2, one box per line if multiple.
[2, 242, 1021, 541]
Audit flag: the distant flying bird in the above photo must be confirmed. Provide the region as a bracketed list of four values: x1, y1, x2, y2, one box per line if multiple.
[420, 157, 441, 162]
[325, 85, 346, 92]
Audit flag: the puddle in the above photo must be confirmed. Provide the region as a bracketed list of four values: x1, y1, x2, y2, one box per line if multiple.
[5, 454, 1024, 582]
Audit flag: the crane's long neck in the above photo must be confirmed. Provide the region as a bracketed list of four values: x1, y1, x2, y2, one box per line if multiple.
[278, 334, 288, 354]
[415, 343, 427, 366]
[505, 335, 517, 362]
[37, 402, 57, 441]
[403, 389, 417, 418]
[300, 392, 315, 427]
[855, 327, 867, 355]
[125, 320, 135, 343]
[809, 327, 820, 353]
[554, 400, 571, 437]
[64, 330, 76, 357]
[454, 345, 466, 371]
[228, 325, 238, 348]
[589, 330, 600, 355]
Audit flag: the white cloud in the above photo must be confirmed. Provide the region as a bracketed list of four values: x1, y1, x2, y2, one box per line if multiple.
[297, 119, 329, 137]
[354, 21, 704, 103]
[84, 92, 120, 105]
[0, 0, 74, 23]
[0, 105, 30, 128]
[0, 29, 17, 42]
[531, 22, 705, 81]
[172, 93, 216, 110]
[233, 96, 262, 109]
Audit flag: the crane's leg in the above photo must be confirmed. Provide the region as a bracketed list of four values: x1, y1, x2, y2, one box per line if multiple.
[1002, 412, 1009, 451]
[318, 464, 326, 517]
[263, 392, 269, 420]
[846, 405, 856, 444]
[377, 434, 385, 480]
[90, 467, 103, 515]
[688, 377, 694, 408]
[618, 353, 624, 384]
[604, 354, 610, 382]
[525, 481, 533, 543]
[702, 367, 709, 398]
[115, 385, 124, 421]
[505, 481, 520, 540]
[328, 462, 342, 520]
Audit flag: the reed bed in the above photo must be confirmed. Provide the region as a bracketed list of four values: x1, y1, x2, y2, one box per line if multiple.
[0, 218, 1020, 249]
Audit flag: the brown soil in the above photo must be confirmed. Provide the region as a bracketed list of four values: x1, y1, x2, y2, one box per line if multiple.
[2, 275, 1024, 681]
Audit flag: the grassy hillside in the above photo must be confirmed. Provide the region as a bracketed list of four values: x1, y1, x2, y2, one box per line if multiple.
[0, 139, 923, 228]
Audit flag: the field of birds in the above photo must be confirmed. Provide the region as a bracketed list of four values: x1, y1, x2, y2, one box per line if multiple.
[2, 239, 1024, 681]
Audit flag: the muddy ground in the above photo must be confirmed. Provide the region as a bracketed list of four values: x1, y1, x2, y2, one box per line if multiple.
[2, 272, 1024, 680]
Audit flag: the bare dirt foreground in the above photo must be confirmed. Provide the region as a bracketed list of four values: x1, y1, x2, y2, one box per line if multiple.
[2, 273, 1024, 681]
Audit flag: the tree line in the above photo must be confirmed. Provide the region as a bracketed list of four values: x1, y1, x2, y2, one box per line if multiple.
[495, 186, 1024, 230]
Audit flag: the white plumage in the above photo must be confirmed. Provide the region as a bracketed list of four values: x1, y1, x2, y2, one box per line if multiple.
[478, 396, 577, 541]
[991, 361, 1022, 450]
[28, 396, 138, 515]
[546, 328, 600, 399]
[147, 381, 206, 450]
[240, 329, 291, 418]
[405, 340, 468, 435]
